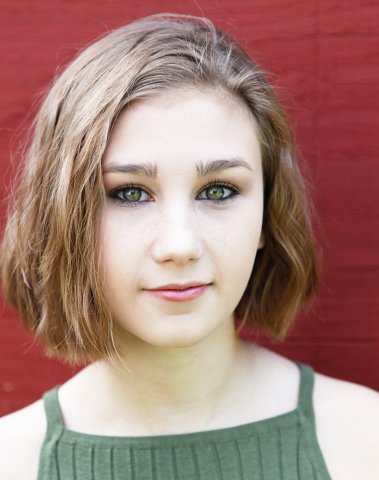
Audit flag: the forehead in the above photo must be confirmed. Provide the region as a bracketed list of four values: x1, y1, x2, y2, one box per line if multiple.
[102, 88, 261, 172]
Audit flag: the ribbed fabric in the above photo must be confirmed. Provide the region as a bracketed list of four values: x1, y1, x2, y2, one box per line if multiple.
[37, 363, 332, 479]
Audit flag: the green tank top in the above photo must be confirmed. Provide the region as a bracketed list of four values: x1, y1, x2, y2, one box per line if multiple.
[37, 363, 332, 479]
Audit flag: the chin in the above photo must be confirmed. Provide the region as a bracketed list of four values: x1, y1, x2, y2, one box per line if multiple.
[142, 325, 219, 349]
[113, 307, 235, 350]
[115, 319, 223, 350]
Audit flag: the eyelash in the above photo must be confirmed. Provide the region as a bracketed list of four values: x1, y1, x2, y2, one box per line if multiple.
[107, 179, 241, 207]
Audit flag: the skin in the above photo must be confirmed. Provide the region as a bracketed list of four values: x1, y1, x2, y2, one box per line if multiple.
[1, 88, 379, 480]
[92, 87, 266, 433]
[98, 88, 264, 351]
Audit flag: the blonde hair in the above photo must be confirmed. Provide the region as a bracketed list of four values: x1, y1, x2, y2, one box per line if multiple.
[0, 13, 319, 364]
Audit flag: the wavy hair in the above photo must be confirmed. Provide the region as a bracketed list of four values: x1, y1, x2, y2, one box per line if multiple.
[0, 13, 320, 363]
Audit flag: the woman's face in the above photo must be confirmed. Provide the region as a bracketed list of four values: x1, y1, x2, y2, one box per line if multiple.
[98, 88, 264, 349]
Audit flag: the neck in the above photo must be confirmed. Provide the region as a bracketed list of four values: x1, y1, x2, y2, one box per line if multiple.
[89, 320, 251, 434]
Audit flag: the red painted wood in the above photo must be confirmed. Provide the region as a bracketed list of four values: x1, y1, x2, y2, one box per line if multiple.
[1, 0, 378, 415]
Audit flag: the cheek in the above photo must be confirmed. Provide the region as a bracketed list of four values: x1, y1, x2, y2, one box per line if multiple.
[96, 210, 142, 291]
[204, 204, 263, 292]
[98, 207, 149, 255]
[209, 204, 263, 257]
[97, 198, 263, 279]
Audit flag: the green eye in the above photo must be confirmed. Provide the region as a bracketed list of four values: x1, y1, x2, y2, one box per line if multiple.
[197, 182, 240, 201]
[108, 180, 240, 207]
[119, 187, 145, 202]
[111, 185, 151, 204]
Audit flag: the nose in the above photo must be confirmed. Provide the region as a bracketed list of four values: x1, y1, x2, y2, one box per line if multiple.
[151, 204, 203, 265]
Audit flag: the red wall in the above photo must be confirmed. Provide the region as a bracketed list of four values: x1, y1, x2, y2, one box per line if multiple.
[1, 0, 378, 415]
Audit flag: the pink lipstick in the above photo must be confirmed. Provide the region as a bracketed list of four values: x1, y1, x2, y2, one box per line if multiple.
[147, 284, 209, 302]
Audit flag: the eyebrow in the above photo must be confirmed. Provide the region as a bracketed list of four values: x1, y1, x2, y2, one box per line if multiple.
[102, 157, 253, 178]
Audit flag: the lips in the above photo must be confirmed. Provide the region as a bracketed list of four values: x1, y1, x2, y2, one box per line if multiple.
[148, 282, 209, 291]
[145, 283, 211, 302]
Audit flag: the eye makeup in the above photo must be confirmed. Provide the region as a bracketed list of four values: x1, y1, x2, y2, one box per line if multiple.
[106, 178, 242, 208]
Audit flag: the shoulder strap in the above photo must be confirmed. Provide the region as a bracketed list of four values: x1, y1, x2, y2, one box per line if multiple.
[295, 363, 333, 477]
[296, 362, 316, 421]
[42, 386, 64, 435]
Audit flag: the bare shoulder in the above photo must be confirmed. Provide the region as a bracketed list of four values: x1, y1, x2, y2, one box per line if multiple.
[314, 371, 379, 480]
[0, 399, 46, 480]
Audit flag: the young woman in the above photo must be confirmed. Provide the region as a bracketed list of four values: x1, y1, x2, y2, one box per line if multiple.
[0, 12, 378, 480]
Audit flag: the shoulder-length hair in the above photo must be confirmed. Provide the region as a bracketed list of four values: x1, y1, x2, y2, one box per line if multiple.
[0, 13, 319, 364]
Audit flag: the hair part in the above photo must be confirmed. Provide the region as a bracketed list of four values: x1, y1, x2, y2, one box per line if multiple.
[0, 13, 320, 364]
